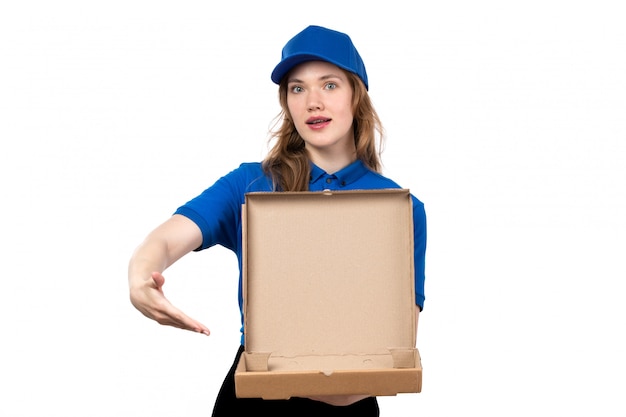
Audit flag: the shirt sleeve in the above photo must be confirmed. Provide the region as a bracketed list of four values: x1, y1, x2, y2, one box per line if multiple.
[173, 163, 267, 252]
[412, 195, 427, 310]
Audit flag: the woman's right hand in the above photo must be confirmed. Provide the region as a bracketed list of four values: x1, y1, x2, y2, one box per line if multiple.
[129, 271, 211, 335]
[128, 214, 209, 336]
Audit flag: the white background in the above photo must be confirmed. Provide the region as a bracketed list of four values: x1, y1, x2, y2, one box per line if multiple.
[1, 1, 625, 416]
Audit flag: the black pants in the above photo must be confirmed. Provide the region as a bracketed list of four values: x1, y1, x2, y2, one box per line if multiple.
[212, 345, 380, 416]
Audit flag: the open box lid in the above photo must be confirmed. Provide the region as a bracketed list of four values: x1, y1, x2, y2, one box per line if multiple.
[241, 189, 416, 370]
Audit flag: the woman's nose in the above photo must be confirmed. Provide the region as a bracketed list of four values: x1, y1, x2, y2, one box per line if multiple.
[307, 92, 323, 111]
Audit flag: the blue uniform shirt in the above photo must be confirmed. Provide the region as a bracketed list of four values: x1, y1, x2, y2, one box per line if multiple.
[174, 160, 426, 344]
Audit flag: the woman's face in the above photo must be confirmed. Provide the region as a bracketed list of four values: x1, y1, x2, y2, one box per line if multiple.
[286, 60, 355, 159]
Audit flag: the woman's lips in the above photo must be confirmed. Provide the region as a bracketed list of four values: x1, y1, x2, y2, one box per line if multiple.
[306, 117, 331, 129]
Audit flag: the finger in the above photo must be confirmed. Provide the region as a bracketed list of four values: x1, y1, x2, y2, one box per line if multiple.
[153, 299, 211, 336]
[172, 309, 211, 336]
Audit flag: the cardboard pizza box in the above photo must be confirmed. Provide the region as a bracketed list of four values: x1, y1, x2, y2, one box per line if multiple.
[234, 189, 422, 399]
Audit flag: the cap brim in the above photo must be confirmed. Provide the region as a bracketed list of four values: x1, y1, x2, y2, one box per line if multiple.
[271, 53, 347, 85]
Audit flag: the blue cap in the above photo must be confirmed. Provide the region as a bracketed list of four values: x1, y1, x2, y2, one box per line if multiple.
[271, 25, 369, 90]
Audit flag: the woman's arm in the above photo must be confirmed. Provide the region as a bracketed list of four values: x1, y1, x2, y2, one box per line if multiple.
[127, 214, 210, 335]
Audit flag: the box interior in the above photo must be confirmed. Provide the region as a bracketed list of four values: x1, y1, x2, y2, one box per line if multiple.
[241, 189, 417, 373]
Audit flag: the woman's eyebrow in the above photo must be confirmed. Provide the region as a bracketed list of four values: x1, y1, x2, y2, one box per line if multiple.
[287, 73, 343, 84]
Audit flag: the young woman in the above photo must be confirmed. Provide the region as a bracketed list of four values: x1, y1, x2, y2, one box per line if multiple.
[128, 25, 427, 416]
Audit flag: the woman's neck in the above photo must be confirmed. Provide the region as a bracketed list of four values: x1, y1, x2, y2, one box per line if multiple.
[306, 142, 357, 174]
[309, 152, 357, 174]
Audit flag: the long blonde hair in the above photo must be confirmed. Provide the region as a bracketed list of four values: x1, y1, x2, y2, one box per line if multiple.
[262, 70, 385, 191]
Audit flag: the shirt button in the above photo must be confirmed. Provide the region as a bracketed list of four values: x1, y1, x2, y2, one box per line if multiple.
[326, 178, 332, 184]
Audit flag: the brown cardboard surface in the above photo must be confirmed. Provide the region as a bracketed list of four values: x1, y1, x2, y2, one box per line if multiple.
[235, 189, 422, 399]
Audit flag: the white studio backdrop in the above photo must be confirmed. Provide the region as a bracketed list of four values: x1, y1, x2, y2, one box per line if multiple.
[1, 1, 625, 416]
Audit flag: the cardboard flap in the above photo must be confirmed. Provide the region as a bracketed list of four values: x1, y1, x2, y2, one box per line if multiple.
[389, 348, 418, 369]
[243, 352, 271, 372]
[242, 189, 416, 356]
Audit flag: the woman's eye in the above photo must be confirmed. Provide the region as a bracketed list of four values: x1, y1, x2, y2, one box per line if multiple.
[325, 82, 337, 90]
[291, 86, 303, 93]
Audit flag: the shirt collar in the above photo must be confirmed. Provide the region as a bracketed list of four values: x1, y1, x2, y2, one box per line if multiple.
[309, 159, 370, 187]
